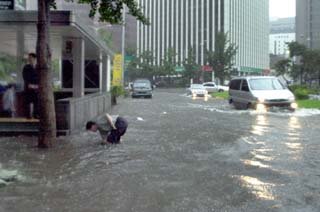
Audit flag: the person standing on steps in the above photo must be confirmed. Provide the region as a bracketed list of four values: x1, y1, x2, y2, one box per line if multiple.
[22, 53, 39, 119]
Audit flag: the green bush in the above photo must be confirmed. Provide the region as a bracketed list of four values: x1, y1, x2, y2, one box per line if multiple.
[308, 88, 320, 95]
[294, 88, 309, 100]
[111, 85, 125, 97]
[288, 85, 308, 93]
[289, 84, 319, 99]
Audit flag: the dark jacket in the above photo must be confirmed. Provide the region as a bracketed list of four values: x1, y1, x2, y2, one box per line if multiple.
[22, 64, 38, 91]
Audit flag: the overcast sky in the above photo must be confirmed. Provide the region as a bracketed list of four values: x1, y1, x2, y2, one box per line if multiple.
[269, 0, 296, 18]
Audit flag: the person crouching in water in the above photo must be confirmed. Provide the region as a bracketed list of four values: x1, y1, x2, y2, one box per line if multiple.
[86, 113, 128, 144]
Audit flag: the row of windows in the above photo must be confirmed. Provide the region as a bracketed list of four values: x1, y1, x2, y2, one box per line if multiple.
[138, 0, 223, 65]
[137, 0, 269, 70]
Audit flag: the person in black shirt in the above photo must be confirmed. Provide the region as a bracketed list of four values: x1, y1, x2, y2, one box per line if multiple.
[23, 53, 39, 119]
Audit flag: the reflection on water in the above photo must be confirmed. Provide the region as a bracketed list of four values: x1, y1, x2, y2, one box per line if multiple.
[235, 175, 275, 200]
[286, 117, 303, 160]
[252, 152, 273, 162]
[289, 117, 301, 129]
[244, 115, 274, 169]
[251, 115, 269, 136]
[242, 159, 270, 168]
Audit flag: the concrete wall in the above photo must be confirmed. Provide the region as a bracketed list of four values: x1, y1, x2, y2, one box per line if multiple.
[56, 93, 111, 134]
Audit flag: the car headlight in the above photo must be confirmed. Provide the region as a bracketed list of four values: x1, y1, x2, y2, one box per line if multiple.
[257, 97, 265, 103]
[256, 103, 267, 112]
[290, 102, 298, 109]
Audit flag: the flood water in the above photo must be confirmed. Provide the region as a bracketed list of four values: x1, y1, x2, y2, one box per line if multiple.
[1, 89, 320, 212]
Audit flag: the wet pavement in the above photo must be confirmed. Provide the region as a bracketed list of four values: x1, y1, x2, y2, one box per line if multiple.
[0, 89, 320, 212]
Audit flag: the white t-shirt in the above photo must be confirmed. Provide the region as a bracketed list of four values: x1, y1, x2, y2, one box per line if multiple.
[2, 88, 15, 111]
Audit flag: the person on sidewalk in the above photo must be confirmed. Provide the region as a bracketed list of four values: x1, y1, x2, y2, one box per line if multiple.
[22, 53, 39, 119]
[86, 113, 128, 144]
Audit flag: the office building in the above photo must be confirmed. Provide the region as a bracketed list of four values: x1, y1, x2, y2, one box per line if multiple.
[137, 0, 269, 74]
[269, 17, 295, 56]
[296, 0, 320, 49]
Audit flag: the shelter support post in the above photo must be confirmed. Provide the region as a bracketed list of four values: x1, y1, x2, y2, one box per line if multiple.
[16, 30, 25, 89]
[101, 53, 110, 93]
[72, 38, 85, 97]
[107, 55, 111, 92]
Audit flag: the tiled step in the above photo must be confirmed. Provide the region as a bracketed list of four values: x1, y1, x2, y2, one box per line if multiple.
[0, 118, 39, 135]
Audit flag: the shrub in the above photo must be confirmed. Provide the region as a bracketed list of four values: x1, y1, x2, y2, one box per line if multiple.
[308, 88, 320, 95]
[111, 85, 125, 97]
[288, 85, 308, 93]
[294, 87, 309, 100]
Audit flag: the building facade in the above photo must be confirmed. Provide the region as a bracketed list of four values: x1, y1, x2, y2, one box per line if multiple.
[296, 0, 320, 49]
[269, 18, 296, 56]
[137, 0, 269, 74]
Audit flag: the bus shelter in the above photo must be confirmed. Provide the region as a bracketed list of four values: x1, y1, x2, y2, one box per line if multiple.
[0, 10, 114, 135]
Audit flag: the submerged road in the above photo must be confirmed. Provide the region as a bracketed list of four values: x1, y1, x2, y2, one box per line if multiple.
[0, 89, 320, 212]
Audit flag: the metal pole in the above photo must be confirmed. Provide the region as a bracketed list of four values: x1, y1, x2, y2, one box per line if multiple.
[121, 5, 126, 86]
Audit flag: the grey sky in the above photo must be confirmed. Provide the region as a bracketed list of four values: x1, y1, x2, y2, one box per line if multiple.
[269, 0, 296, 18]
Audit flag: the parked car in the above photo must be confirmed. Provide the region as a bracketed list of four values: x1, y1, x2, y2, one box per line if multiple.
[203, 82, 229, 93]
[132, 79, 153, 98]
[229, 76, 297, 111]
[187, 84, 208, 97]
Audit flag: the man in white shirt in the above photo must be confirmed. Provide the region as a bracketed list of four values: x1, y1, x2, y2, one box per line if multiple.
[86, 113, 128, 144]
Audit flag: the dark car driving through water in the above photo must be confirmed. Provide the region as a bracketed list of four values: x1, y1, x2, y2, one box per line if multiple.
[132, 79, 153, 98]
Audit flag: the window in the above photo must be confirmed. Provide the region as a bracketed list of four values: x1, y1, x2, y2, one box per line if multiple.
[204, 83, 215, 87]
[249, 78, 285, 90]
[230, 79, 241, 90]
[241, 80, 249, 91]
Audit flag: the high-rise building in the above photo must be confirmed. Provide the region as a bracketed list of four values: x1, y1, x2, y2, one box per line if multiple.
[269, 17, 296, 56]
[296, 0, 320, 49]
[137, 0, 269, 74]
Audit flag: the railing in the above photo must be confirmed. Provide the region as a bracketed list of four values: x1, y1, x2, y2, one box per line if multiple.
[56, 92, 111, 134]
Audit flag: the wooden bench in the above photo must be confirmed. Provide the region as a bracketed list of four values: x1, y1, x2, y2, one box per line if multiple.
[0, 117, 39, 135]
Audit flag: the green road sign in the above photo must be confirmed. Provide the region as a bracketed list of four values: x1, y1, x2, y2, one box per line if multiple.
[240, 66, 263, 73]
[175, 66, 185, 72]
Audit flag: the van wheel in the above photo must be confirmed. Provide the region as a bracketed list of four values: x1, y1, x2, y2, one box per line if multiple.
[246, 103, 252, 109]
[218, 89, 224, 92]
[233, 102, 241, 110]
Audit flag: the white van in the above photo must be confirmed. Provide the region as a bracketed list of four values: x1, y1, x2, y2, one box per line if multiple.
[229, 76, 297, 111]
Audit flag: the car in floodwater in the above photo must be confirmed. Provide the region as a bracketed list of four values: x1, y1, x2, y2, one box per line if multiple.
[229, 76, 298, 111]
[132, 79, 153, 98]
[187, 84, 209, 97]
[203, 82, 229, 93]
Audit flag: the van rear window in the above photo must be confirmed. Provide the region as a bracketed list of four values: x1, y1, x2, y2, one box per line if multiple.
[230, 80, 241, 90]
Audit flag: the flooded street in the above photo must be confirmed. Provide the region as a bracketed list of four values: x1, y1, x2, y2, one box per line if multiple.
[1, 89, 320, 212]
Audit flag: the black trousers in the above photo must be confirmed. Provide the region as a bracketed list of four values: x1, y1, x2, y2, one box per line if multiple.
[25, 90, 39, 117]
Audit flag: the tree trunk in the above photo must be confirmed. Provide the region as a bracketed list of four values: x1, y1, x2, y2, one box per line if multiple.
[37, 0, 56, 148]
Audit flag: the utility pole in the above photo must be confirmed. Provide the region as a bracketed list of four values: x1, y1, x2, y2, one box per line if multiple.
[121, 5, 126, 86]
